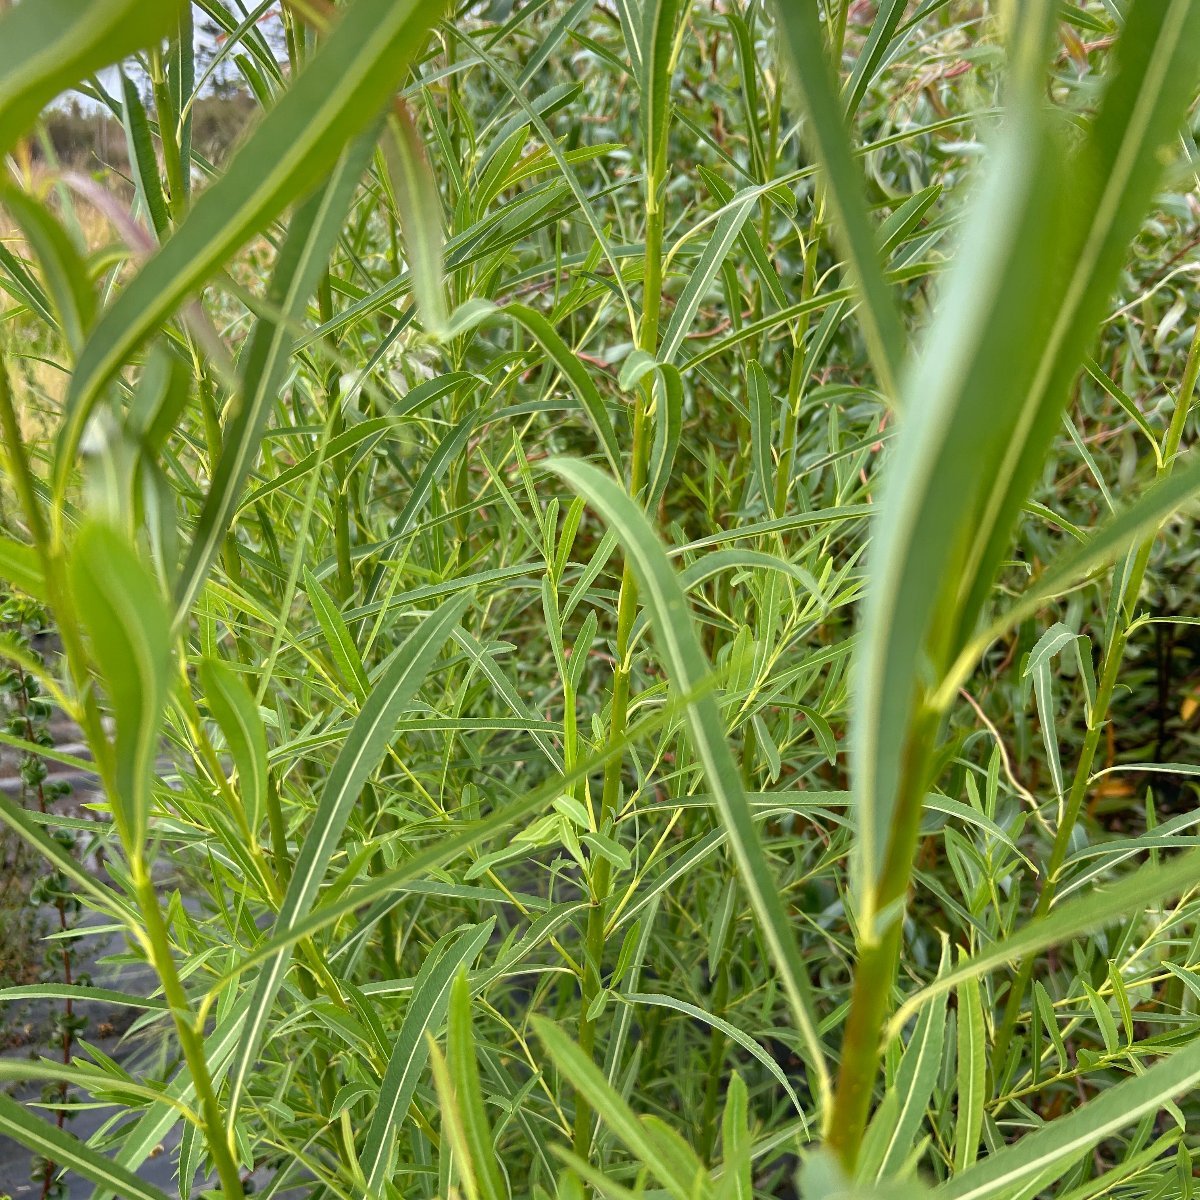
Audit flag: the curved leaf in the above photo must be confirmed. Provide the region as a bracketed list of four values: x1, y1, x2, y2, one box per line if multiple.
[228, 591, 473, 1119]
[58, 0, 447, 489]
[544, 455, 831, 1113]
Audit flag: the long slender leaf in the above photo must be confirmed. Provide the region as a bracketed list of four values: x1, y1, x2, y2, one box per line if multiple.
[937, 1037, 1200, 1200]
[58, 0, 447, 487]
[360, 921, 495, 1191]
[446, 968, 506, 1200]
[383, 102, 448, 337]
[770, 1, 905, 399]
[533, 1016, 711, 1200]
[69, 522, 173, 852]
[198, 656, 268, 832]
[172, 133, 376, 624]
[0, 1092, 170, 1200]
[852, 0, 1200, 930]
[228, 591, 473, 1119]
[544, 455, 831, 1112]
[888, 850, 1200, 1035]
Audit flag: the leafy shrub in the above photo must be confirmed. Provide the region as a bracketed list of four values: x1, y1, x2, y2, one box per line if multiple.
[0, 2, 1199, 1198]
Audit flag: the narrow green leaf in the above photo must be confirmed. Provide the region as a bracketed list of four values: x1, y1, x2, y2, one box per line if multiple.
[305, 568, 371, 702]
[198, 656, 269, 832]
[228, 591, 472, 1120]
[612, 0, 642, 77]
[0, 984, 165, 1010]
[863, 947, 948, 1179]
[173, 133, 376, 624]
[937, 1037, 1200, 1200]
[428, 1033, 481, 1200]
[1082, 982, 1119, 1056]
[59, 0, 447, 486]
[0, 236, 54, 326]
[126, 343, 192, 456]
[382, 102, 448, 337]
[361, 921, 495, 1192]
[69, 522, 173, 852]
[0, 0, 184, 159]
[508, 302, 623, 476]
[717, 1073, 752, 1200]
[770, 1, 905, 399]
[623, 992, 805, 1122]
[0, 535, 46, 601]
[642, 361, 683, 506]
[953, 969, 985, 1171]
[120, 72, 171, 240]
[843, 0, 908, 119]
[450, 300, 622, 475]
[641, 0, 685, 190]
[1034, 982, 1068, 1075]
[1082, 357, 1160, 458]
[889, 850, 1200, 1035]
[0, 1092, 170, 1200]
[1108, 962, 1134, 1044]
[533, 1016, 710, 1200]
[658, 188, 757, 363]
[0, 186, 94, 355]
[747, 361, 775, 512]
[544, 455, 831, 1112]
[448, 969, 506, 1200]
[1025, 623, 1076, 799]
[945, 452, 1200, 700]
[0, 1059, 192, 1117]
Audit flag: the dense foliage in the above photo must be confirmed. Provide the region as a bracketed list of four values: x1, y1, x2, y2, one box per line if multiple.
[0, 2, 1199, 1198]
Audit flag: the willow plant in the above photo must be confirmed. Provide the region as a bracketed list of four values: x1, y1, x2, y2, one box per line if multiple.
[0, 2, 1199, 1199]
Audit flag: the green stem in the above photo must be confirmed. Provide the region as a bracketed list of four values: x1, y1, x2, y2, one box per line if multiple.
[573, 201, 663, 1165]
[826, 920, 903, 1170]
[133, 866, 244, 1199]
[1, 360, 242, 1198]
[148, 45, 187, 223]
[826, 707, 938, 1171]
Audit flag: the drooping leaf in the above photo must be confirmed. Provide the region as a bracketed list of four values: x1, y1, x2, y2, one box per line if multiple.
[198, 656, 269, 832]
[0, 186, 95, 355]
[69, 522, 174, 853]
[382, 101, 448, 337]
